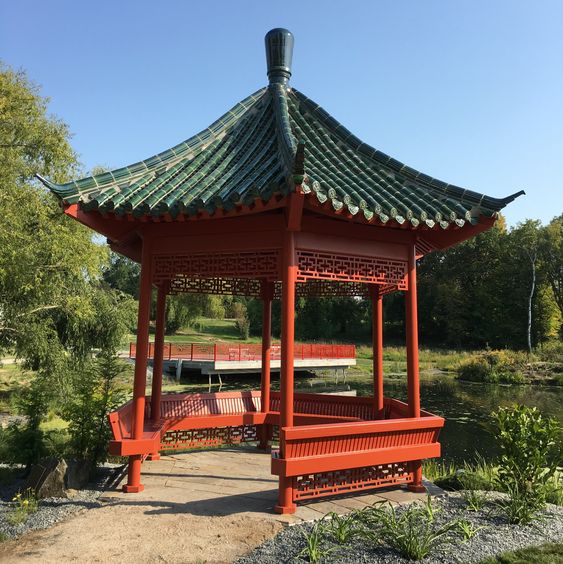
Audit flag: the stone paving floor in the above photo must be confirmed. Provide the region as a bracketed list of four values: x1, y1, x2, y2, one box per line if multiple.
[104, 446, 443, 525]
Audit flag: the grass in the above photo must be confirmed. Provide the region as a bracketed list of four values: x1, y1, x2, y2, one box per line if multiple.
[479, 542, 563, 563]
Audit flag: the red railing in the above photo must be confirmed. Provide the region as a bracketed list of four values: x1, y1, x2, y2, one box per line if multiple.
[129, 341, 356, 362]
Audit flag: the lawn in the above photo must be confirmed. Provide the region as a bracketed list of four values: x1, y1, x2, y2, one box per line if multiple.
[480, 542, 563, 563]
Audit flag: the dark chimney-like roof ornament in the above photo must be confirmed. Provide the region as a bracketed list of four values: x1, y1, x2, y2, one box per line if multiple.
[265, 28, 294, 85]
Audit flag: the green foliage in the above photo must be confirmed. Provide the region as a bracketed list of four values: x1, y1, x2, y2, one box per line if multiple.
[165, 294, 225, 334]
[299, 523, 334, 563]
[423, 459, 457, 483]
[62, 350, 126, 467]
[493, 405, 561, 524]
[427, 455, 498, 492]
[7, 489, 38, 525]
[545, 470, 563, 506]
[458, 351, 529, 384]
[360, 501, 459, 561]
[324, 512, 361, 545]
[460, 486, 488, 511]
[456, 519, 485, 542]
[102, 253, 140, 299]
[231, 301, 250, 340]
[480, 542, 563, 564]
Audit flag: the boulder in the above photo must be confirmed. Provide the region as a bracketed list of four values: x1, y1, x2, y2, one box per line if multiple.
[24, 458, 68, 499]
[65, 459, 92, 490]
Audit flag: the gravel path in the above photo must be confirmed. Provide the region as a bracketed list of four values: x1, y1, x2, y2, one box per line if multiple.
[237, 492, 563, 564]
[0, 465, 119, 541]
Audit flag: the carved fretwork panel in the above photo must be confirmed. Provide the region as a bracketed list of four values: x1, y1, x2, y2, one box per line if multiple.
[167, 276, 401, 298]
[292, 462, 413, 501]
[296, 250, 408, 289]
[153, 250, 280, 282]
[160, 425, 258, 450]
[169, 277, 263, 297]
[294, 280, 370, 298]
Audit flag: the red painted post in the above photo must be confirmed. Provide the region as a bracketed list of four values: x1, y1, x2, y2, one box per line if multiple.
[147, 283, 167, 461]
[123, 238, 152, 493]
[276, 230, 297, 515]
[259, 280, 273, 450]
[405, 243, 425, 493]
[191, 343, 194, 361]
[371, 284, 385, 420]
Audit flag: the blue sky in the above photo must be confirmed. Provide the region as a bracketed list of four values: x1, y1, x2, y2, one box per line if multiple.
[2, 1, 562, 226]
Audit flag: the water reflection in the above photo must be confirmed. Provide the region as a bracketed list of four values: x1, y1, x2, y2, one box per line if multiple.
[384, 379, 562, 464]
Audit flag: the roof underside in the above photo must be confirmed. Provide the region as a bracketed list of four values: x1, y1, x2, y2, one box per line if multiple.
[39, 85, 523, 230]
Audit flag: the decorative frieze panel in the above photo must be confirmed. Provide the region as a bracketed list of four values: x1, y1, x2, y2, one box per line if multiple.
[292, 462, 413, 501]
[296, 250, 408, 289]
[169, 276, 263, 297]
[160, 425, 258, 450]
[167, 276, 400, 298]
[153, 250, 280, 282]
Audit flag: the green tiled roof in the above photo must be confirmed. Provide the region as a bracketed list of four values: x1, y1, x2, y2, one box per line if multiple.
[38, 32, 523, 229]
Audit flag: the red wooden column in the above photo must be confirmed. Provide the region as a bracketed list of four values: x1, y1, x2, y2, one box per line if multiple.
[370, 284, 384, 419]
[124, 239, 153, 493]
[258, 280, 274, 450]
[275, 230, 297, 514]
[405, 242, 425, 493]
[147, 282, 167, 461]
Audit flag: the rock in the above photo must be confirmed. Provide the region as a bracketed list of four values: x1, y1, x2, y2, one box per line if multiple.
[24, 458, 68, 499]
[65, 459, 91, 490]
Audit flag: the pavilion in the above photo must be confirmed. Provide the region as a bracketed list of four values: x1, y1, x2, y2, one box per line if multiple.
[39, 29, 522, 514]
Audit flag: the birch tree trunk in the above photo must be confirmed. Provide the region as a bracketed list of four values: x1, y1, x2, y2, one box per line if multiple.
[527, 253, 536, 355]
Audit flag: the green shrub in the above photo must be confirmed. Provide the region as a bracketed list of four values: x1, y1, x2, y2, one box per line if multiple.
[458, 350, 530, 384]
[63, 350, 126, 470]
[546, 470, 563, 505]
[493, 405, 561, 524]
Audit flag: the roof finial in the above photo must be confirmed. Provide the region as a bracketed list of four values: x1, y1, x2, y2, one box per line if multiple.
[265, 28, 294, 85]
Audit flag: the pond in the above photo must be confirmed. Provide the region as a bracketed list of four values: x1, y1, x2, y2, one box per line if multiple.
[171, 368, 563, 465]
[383, 378, 563, 464]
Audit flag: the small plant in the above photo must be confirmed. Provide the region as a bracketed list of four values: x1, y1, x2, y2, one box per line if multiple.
[361, 501, 458, 561]
[495, 482, 548, 525]
[422, 459, 456, 483]
[7, 488, 38, 525]
[299, 523, 334, 564]
[420, 494, 440, 523]
[493, 405, 561, 524]
[324, 512, 360, 544]
[458, 472, 489, 511]
[546, 470, 563, 506]
[456, 519, 485, 542]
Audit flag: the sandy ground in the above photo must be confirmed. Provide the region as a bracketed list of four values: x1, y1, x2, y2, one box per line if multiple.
[0, 504, 282, 563]
[0, 448, 436, 563]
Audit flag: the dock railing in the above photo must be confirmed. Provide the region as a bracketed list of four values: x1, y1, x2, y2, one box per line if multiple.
[129, 342, 356, 362]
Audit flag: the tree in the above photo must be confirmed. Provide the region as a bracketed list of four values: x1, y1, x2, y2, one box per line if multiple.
[511, 221, 541, 354]
[540, 215, 563, 330]
[102, 252, 141, 299]
[0, 61, 136, 465]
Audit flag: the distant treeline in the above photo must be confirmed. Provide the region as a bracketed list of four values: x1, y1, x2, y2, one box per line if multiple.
[103, 215, 562, 351]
